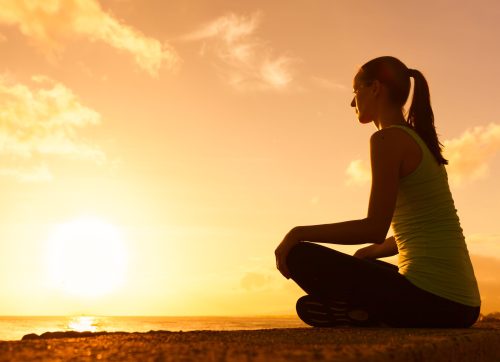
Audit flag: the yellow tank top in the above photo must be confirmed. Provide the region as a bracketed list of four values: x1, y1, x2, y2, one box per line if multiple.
[389, 125, 481, 307]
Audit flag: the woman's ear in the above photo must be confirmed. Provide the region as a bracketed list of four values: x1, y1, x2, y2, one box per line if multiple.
[371, 80, 382, 97]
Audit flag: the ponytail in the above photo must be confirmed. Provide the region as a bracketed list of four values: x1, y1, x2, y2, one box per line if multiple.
[407, 69, 448, 165]
[358, 57, 448, 166]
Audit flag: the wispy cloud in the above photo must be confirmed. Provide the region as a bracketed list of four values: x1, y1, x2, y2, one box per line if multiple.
[240, 271, 273, 291]
[467, 233, 500, 258]
[310, 76, 347, 91]
[183, 12, 297, 91]
[345, 123, 500, 187]
[237, 257, 291, 293]
[444, 123, 500, 186]
[0, 164, 53, 183]
[345, 159, 371, 186]
[0, 74, 105, 182]
[0, 0, 179, 77]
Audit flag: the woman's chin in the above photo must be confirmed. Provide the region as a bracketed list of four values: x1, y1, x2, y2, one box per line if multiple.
[357, 117, 372, 124]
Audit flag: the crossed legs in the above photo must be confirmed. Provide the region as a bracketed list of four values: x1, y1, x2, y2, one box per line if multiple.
[286, 242, 480, 327]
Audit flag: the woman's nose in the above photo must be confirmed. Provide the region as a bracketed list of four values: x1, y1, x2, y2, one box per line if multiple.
[350, 97, 356, 107]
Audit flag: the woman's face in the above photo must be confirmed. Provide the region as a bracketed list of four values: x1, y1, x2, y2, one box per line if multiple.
[351, 75, 375, 124]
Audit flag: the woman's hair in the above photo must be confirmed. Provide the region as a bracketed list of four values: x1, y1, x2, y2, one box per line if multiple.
[357, 56, 448, 165]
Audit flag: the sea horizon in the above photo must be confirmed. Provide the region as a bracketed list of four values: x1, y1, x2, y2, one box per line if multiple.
[0, 315, 306, 341]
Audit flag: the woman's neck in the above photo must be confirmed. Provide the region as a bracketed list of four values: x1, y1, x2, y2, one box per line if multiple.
[373, 107, 407, 130]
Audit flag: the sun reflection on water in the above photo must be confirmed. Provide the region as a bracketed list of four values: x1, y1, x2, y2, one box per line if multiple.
[67, 316, 98, 332]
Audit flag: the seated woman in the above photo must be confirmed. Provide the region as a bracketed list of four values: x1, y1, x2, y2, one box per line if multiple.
[275, 56, 481, 328]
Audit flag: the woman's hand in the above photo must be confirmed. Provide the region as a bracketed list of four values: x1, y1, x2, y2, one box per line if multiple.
[275, 227, 301, 279]
[353, 246, 372, 260]
[353, 237, 398, 260]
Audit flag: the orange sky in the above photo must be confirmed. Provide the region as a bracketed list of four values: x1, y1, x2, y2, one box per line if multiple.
[0, 0, 499, 316]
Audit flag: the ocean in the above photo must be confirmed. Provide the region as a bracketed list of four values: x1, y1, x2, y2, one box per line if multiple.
[0, 316, 306, 341]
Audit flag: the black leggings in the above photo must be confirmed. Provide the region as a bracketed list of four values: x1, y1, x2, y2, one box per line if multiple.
[286, 242, 480, 328]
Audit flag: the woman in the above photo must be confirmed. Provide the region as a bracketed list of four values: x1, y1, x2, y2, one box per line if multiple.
[275, 56, 481, 328]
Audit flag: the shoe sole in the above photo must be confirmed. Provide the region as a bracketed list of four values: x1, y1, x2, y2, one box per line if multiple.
[296, 295, 372, 327]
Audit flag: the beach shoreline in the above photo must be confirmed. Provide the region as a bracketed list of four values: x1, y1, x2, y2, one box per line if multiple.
[1, 319, 499, 361]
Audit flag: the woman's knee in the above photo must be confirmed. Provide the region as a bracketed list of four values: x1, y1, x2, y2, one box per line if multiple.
[286, 242, 346, 273]
[286, 242, 317, 270]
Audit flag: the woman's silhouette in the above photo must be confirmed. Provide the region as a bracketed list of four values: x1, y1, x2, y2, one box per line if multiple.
[275, 56, 481, 328]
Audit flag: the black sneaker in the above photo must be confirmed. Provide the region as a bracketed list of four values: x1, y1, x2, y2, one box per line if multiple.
[296, 295, 374, 327]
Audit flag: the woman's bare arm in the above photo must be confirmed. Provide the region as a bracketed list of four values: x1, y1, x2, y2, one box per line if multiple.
[284, 129, 403, 246]
[353, 236, 398, 259]
[276, 129, 403, 278]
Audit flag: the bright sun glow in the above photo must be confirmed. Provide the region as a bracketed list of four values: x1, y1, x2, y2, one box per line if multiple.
[46, 217, 127, 298]
[68, 316, 98, 332]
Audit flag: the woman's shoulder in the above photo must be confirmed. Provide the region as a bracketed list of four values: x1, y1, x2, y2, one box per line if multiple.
[372, 124, 414, 136]
[369, 127, 408, 165]
[371, 125, 420, 148]
[370, 126, 423, 173]
[370, 126, 412, 147]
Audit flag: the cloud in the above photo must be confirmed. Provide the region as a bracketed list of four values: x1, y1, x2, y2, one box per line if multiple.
[186, 11, 260, 43]
[0, 74, 105, 182]
[345, 159, 371, 186]
[0, 0, 179, 76]
[344, 123, 500, 187]
[444, 123, 500, 186]
[240, 271, 273, 291]
[467, 233, 500, 258]
[0, 163, 53, 183]
[183, 12, 297, 91]
[310, 76, 347, 91]
[260, 56, 295, 88]
[238, 259, 289, 293]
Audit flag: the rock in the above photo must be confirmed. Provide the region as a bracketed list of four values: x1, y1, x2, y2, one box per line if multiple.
[22, 331, 111, 340]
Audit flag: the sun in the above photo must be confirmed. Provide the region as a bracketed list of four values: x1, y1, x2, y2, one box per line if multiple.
[46, 217, 128, 298]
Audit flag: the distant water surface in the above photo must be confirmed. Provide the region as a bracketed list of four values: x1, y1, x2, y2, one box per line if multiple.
[0, 316, 306, 341]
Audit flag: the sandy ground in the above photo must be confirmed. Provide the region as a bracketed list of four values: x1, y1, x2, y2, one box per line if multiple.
[0, 320, 499, 362]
